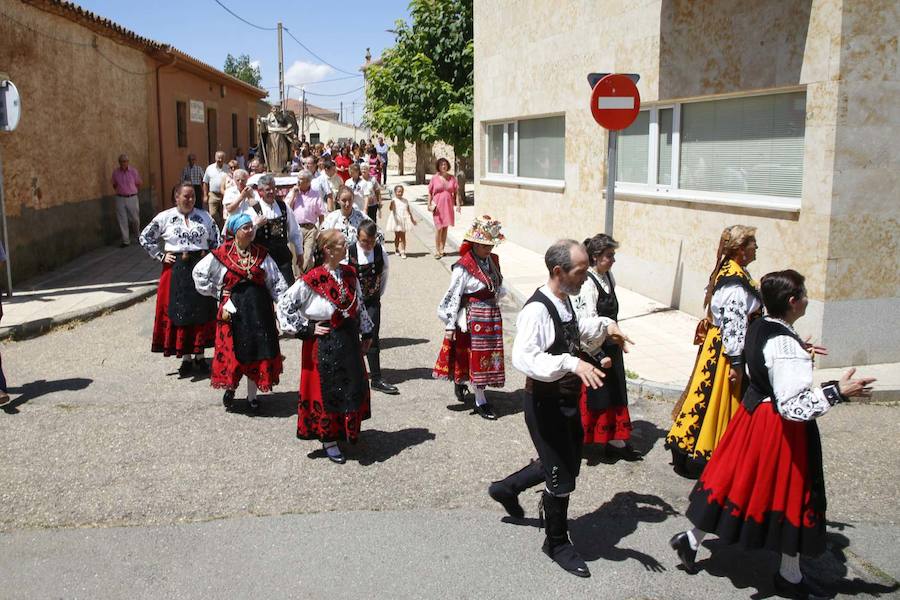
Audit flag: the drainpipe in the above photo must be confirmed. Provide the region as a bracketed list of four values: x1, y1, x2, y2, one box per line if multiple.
[155, 48, 177, 211]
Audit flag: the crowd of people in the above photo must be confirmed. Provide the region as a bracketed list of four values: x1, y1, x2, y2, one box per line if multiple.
[133, 145, 877, 595]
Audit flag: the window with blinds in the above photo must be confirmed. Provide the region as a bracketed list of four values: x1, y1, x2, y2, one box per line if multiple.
[484, 116, 564, 181]
[615, 91, 806, 204]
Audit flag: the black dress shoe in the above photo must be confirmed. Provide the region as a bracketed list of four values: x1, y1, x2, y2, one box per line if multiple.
[773, 572, 832, 599]
[323, 444, 346, 464]
[542, 537, 591, 578]
[222, 389, 235, 409]
[193, 358, 209, 374]
[371, 379, 399, 395]
[606, 443, 643, 462]
[454, 383, 468, 403]
[669, 532, 698, 574]
[248, 397, 259, 410]
[178, 361, 193, 378]
[475, 403, 497, 420]
[488, 481, 525, 519]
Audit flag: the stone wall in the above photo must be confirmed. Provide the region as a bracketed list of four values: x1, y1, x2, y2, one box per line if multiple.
[0, 2, 158, 283]
[473, 0, 899, 366]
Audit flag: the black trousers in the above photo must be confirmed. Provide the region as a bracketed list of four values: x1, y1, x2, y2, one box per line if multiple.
[366, 205, 378, 221]
[365, 299, 382, 378]
[523, 374, 584, 496]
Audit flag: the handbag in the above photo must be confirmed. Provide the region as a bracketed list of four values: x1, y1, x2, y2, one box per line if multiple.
[692, 317, 710, 345]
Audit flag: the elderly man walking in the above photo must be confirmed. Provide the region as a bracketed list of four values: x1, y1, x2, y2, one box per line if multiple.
[111, 153, 142, 247]
[286, 169, 326, 273]
[203, 151, 231, 229]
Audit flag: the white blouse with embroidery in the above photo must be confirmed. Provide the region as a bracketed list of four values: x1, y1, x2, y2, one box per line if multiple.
[436, 261, 507, 332]
[759, 318, 835, 422]
[711, 282, 762, 359]
[191, 251, 288, 302]
[139, 207, 220, 261]
[275, 267, 374, 335]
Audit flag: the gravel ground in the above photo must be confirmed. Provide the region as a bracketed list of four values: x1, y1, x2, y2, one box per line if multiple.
[1, 218, 898, 597]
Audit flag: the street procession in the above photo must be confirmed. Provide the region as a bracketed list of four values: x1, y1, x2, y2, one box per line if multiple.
[1, 0, 897, 598]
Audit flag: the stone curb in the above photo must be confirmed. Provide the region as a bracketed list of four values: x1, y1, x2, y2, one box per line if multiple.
[0, 284, 157, 342]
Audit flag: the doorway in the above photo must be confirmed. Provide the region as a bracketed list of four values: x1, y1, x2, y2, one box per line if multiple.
[207, 107, 218, 163]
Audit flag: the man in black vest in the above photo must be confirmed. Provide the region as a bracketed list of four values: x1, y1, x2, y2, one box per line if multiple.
[251, 174, 303, 286]
[488, 239, 629, 578]
[348, 220, 399, 395]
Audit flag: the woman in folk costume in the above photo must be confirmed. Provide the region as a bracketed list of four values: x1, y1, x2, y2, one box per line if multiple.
[571, 233, 639, 461]
[192, 213, 288, 411]
[140, 182, 220, 376]
[276, 229, 374, 464]
[670, 270, 874, 599]
[666, 225, 762, 478]
[433, 216, 506, 420]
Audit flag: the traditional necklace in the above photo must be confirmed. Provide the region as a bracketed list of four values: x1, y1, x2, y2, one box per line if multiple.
[230, 243, 257, 274]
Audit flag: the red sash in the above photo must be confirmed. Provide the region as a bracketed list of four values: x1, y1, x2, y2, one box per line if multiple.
[302, 264, 360, 328]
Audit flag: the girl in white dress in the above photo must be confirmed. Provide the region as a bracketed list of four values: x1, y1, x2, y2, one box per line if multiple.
[384, 185, 417, 258]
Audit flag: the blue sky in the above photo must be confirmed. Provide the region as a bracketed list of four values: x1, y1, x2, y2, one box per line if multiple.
[74, 0, 412, 121]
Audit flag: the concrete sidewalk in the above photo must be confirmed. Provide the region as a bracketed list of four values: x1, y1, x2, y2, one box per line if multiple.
[392, 172, 899, 402]
[0, 244, 159, 340]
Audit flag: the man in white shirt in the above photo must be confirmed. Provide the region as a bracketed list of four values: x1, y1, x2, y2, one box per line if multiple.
[488, 239, 629, 579]
[346, 220, 398, 395]
[321, 187, 374, 248]
[203, 151, 231, 229]
[245, 174, 303, 285]
[345, 163, 369, 213]
[313, 160, 337, 212]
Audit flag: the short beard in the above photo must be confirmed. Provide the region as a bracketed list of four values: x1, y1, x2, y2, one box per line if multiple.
[560, 280, 582, 296]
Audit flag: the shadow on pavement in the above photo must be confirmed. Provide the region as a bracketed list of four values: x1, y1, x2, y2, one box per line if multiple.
[380, 366, 434, 384]
[630, 419, 668, 455]
[232, 391, 297, 418]
[303, 427, 436, 466]
[443, 388, 523, 420]
[2, 377, 93, 414]
[693, 523, 900, 598]
[379, 337, 430, 350]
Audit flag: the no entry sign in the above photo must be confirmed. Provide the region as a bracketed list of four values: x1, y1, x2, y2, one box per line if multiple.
[590, 74, 640, 130]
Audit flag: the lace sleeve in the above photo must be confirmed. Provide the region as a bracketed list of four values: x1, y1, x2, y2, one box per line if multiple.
[139, 214, 164, 261]
[191, 253, 225, 299]
[767, 335, 840, 422]
[263, 256, 288, 301]
[712, 284, 750, 364]
[276, 279, 311, 335]
[436, 267, 467, 330]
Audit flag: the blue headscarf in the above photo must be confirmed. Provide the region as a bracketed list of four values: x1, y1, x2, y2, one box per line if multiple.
[225, 213, 253, 237]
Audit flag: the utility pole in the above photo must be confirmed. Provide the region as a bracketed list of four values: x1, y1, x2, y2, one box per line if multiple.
[277, 22, 285, 110]
[301, 88, 307, 139]
[339, 101, 343, 123]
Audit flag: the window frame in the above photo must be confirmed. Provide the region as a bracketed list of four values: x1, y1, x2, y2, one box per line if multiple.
[482, 114, 565, 190]
[614, 92, 804, 212]
[176, 101, 188, 148]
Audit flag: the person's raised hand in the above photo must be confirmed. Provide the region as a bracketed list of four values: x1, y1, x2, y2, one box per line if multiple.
[838, 367, 876, 399]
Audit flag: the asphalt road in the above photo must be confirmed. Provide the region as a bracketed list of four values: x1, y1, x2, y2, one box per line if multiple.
[1, 218, 898, 599]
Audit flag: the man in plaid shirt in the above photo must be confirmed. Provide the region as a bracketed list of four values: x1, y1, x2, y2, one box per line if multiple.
[181, 154, 204, 203]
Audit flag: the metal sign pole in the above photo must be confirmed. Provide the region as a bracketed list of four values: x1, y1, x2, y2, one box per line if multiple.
[0, 146, 12, 297]
[605, 129, 617, 235]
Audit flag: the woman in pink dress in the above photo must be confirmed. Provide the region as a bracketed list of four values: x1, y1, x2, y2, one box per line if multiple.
[427, 158, 460, 258]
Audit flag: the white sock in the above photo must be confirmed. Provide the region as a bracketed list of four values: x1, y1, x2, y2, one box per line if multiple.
[608, 439, 626, 448]
[247, 380, 258, 401]
[779, 553, 802, 584]
[687, 528, 706, 551]
[474, 386, 487, 407]
[323, 441, 341, 458]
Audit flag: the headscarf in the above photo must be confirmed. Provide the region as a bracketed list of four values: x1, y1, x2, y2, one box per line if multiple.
[225, 213, 253, 237]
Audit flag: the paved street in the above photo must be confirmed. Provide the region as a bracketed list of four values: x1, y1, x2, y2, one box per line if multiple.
[1, 219, 899, 599]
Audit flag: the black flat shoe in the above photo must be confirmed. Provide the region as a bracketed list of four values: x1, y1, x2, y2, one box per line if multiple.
[248, 397, 259, 410]
[178, 361, 192, 378]
[454, 383, 468, 403]
[193, 358, 209, 374]
[606, 443, 643, 462]
[773, 572, 832, 599]
[669, 532, 698, 574]
[371, 379, 399, 395]
[542, 537, 591, 578]
[475, 403, 497, 420]
[222, 389, 235, 409]
[488, 481, 524, 519]
[324, 445, 346, 464]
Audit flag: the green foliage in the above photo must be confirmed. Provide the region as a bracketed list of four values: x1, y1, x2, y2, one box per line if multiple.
[365, 0, 473, 159]
[223, 54, 263, 88]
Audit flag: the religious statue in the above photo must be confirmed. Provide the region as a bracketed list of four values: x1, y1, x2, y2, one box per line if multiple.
[257, 107, 298, 174]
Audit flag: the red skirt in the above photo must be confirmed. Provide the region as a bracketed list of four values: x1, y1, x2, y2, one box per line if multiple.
[151, 264, 215, 357]
[210, 320, 284, 392]
[579, 386, 633, 444]
[686, 402, 827, 556]
[297, 337, 370, 443]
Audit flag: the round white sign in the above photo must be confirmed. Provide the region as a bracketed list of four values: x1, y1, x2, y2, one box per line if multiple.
[1, 80, 21, 132]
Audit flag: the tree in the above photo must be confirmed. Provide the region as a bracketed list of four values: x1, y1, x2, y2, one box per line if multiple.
[365, 0, 473, 185]
[224, 54, 262, 88]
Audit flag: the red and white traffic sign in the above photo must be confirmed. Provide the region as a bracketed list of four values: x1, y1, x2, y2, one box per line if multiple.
[590, 74, 640, 131]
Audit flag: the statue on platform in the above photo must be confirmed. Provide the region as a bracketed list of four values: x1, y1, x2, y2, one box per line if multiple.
[258, 106, 298, 174]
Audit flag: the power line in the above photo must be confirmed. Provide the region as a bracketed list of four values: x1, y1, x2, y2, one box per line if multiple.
[211, 0, 276, 31]
[303, 85, 365, 98]
[283, 27, 357, 76]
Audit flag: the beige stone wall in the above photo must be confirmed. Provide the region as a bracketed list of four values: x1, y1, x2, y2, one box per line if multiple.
[0, 2, 158, 281]
[474, 0, 897, 366]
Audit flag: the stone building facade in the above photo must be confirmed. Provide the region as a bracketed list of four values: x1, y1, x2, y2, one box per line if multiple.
[473, 0, 898, 368]
[0, 0, 266, 283]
